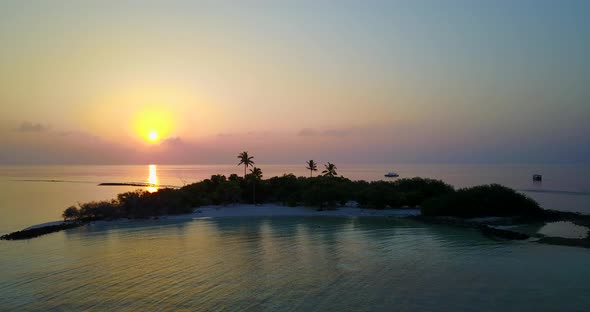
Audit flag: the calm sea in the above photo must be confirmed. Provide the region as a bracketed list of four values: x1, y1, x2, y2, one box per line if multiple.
[1, 164, 590, 311]
[2, 217, 590, 311]
[1, 164, 589, 233]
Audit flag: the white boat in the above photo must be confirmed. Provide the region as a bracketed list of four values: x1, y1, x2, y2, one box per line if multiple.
[384, 172, 399, 178]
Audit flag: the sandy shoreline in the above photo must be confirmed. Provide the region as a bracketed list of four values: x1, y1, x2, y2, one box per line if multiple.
[24, 204, 420, 230]
[16, 205, 590, 249]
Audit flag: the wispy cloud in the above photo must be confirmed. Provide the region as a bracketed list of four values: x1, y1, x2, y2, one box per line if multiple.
[15, 122, 49, 133]
[322, 129, 353, 137]
[297, 128, 354, 137]
[162, 137, 184, 146]
[298, 128, 319, 136]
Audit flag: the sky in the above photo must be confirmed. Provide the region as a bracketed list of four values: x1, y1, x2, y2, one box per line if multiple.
[0, 0, 589, 164]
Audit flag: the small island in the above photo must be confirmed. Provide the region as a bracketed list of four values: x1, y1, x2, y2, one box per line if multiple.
[3, 158, 589, 249]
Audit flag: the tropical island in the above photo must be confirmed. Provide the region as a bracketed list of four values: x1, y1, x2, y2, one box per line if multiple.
[3, 152, 589, 247]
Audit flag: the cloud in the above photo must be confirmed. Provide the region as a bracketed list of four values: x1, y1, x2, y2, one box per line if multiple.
[297, 128, 354, 137]
[162, 137, 184, 146]
[52, 130, 101, 142]
[298, 128, 319, 136]
[15, 122, 49, 132]
[322, 129, 352, 137]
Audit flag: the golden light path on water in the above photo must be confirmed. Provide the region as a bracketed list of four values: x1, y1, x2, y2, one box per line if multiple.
[147, 164, 159, 193]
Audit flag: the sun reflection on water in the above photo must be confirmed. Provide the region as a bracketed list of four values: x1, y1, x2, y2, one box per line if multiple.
[147, 164, 159, 193]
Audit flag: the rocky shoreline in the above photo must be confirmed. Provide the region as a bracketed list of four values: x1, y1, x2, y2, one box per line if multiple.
[412, 209, 590, 248]
[1, 222, 85, 240]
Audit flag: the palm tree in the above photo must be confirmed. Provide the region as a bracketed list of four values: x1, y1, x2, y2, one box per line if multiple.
[306, 160, 318, 177]
[248, 167, 263, 205]
[322, 162, 338, 177]
[237, 151, 255, 177]
[249, 167, 263, 180]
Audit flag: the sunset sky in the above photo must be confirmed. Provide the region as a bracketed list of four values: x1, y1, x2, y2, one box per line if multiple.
[1, 0, 589, 164]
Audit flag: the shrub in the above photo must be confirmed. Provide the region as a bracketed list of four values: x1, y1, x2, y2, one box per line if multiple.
[78, 200, 121, 221]
[421, 184, 542, 218]
[354, 178, 453, 209]
[62, 206, 80, 221]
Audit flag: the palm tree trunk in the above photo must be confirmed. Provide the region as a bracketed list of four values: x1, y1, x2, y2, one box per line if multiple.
[244, 165, 247, 178]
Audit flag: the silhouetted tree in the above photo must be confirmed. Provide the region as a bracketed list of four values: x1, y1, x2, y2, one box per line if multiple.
[237, 151, 255, 177]
[249, 167, 263, 180]
[248, 167, 263, 204]
[322, 162, 338, 177]
[62, 206, 79, 221]
[306, 160, 318, 177]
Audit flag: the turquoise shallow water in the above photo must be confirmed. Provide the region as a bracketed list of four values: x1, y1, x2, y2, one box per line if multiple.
[2, 217, 590, 311]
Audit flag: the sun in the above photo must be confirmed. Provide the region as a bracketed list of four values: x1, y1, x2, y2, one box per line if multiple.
[133, 107, 173, 144]
[147, 131, 159, 142]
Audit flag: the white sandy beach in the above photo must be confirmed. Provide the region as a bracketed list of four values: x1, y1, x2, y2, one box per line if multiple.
[25, 204, 420, 230]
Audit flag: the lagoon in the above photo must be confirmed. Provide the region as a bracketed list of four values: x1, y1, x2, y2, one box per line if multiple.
[2, 217, 590, 311]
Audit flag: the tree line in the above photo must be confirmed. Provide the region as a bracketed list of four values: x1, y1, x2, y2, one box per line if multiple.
[62, 152, 542, 222]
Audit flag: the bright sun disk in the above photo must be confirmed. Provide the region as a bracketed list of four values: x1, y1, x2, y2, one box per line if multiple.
[147, 131, 159, 142]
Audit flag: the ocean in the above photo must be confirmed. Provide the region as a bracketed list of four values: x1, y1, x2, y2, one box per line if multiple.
[1, 164, 590, 310]
[1, 164, 589, 233]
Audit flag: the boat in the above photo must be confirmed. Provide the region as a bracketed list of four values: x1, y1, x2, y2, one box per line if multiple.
[384, 172, 399, 178]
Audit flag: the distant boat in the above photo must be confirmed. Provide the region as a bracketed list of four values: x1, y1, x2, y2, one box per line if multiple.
[384, 172, 399, 178]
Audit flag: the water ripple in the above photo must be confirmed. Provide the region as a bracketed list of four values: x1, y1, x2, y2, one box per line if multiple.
[2, 217, 590, 311]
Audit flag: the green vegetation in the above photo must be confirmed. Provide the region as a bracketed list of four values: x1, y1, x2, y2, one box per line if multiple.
[237, 151, 255, 177]
[61, 177, 543, 222]
[58, 154, 541, 222]
[247, 167, 263, 204]
[248, 167, 263, 180]
[355, 178, 455, 209]
[306, 160, 318, 177]
[322, 162, 338, 177]
[421, 184, 542, 218]
[62, 174, 461, 222]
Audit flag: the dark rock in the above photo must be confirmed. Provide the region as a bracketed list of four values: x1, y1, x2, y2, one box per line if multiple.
[478, 225, 529, 240]
[537, 237, 590, 248]
[1, 222, 84, 240]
